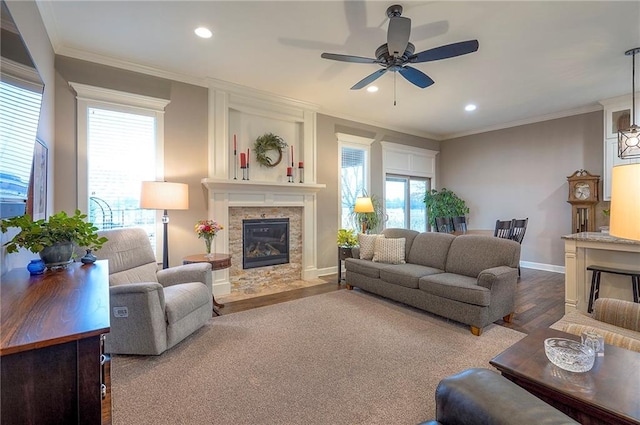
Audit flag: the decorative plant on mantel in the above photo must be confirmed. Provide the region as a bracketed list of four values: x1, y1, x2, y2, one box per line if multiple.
[423, 188, 469, 230]
[254, 133, 287, 167]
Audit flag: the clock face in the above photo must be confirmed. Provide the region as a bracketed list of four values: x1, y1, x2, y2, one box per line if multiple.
[574, 182, 591, 200]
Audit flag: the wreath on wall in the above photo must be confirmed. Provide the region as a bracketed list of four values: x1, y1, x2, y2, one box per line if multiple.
[254, 133, 287, 167]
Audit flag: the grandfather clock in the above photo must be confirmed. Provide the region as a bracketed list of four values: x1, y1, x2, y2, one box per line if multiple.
[567, 169, 600, 233]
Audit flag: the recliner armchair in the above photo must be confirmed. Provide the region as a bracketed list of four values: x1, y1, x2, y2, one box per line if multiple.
[97, 227, 213, 355]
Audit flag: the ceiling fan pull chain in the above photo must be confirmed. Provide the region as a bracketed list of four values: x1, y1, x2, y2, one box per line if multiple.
[394, 71, 397, 106]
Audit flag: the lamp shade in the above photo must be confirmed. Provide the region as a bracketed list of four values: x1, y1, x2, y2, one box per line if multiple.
[140, 181, 189, 210]
[354, 196, 375, 213]
[609, 163, 640, 241]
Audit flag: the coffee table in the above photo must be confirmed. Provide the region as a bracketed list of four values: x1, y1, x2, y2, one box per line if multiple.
[490, 328, 640, 425]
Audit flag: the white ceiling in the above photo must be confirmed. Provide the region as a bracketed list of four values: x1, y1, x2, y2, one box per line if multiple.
[37, 1, 640, 140]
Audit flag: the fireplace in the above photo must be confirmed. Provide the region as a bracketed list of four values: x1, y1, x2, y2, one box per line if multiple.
[243, 218, 289, 269]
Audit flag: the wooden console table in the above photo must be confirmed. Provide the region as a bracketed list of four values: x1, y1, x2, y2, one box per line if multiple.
[1, 261, 110, 425]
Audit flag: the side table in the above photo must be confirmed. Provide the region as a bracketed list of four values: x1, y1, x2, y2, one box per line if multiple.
[183, 253, 232, 315]
[338, 246, 353, 284]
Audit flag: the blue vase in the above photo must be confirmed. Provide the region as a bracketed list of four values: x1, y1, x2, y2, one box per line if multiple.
[81, 249, 97, 264]
[27, 259, 46, 275]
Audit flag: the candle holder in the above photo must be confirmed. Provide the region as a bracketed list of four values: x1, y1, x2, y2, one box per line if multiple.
[287, 167, 294, 183]
[298, 163, 304, 183]
[233, 149, 237, 180]
[241, 165, 247, 180]
[246, 162, 250, 181]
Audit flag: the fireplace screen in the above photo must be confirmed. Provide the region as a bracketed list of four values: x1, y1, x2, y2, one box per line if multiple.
[242, 218, 289, 269]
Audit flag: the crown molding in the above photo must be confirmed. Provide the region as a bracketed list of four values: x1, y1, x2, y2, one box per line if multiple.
[442, 104, 604, 140]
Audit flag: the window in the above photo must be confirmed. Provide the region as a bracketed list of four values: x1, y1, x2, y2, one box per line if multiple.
[0, 69, 43, 216]
[385, 176, 429, 232]
[337, 133, 374, 230]
[72, 82, 169, 254]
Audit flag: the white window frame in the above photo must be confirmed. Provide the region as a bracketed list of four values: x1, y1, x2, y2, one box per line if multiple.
[70, 82, 170, 250]
[336, 132, 374, 230]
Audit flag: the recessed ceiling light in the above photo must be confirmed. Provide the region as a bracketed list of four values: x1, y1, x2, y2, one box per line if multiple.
[194, 27, 212, 39]
[367, 86, 379, 93]
[465, 104, 477, 112]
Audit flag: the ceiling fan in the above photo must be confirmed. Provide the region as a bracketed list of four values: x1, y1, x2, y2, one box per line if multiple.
[321, 4, 479, 91]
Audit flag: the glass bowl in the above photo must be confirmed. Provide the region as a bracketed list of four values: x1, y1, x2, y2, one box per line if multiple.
[544, 337, 595, 373]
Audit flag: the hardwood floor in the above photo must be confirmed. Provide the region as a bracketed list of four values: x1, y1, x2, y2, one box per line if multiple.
[219, 268, 567, 335]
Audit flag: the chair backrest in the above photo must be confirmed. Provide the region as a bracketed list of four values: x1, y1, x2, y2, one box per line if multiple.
[511, 218, 528, 244]
[494, 219, 514, 239]
[434, 217, 453, 233]
[452, 216, 467, 233]
[96, 227, 159, 285]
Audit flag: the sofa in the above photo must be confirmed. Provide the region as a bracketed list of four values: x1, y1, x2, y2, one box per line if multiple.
[420, 368, 579, 425]
[345, 228, 521, 335]
[97, 227, 213, 355]
[551, 297, 640, 352]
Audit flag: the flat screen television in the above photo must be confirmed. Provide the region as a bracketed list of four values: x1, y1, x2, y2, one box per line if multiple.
[0, 0, 45, 219]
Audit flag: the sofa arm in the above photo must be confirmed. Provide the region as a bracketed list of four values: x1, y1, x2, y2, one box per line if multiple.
[429, 368, 579, 425]
[157, 263, 212, 293]
[476, 266, 517, 290]
[105, 282, 169, 355]
[593, 298, 640, 332]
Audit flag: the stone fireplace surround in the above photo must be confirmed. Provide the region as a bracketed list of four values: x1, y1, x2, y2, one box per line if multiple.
[201, 179, 324, 296]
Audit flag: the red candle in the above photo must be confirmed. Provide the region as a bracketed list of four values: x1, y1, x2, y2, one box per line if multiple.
[240, 152, 246, 168]
[287, 167, 293, 176]
[247, 148, 250, 165]
[233, 134, 237, 152]
[298, 161, 304, 168]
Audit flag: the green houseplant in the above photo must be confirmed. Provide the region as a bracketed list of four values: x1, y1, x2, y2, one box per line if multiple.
[336, 228, 358, 247]
[1, 210, 108, 267]
[424, 188, 469, 231]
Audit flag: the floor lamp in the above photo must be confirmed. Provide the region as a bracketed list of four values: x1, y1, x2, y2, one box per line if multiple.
[140, 181, 189, 269]
[354, 196, 375, 234]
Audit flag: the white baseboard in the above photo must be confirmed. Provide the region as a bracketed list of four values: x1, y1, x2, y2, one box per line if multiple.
[317, 266, 339, 277]
[521, 261, 565, 274]
[212, 280, 231, 296]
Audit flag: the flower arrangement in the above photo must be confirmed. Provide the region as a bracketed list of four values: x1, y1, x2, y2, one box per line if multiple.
[195, 219, 223, 256]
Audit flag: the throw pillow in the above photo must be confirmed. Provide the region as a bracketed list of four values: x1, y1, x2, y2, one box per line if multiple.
[358, 233, 384, 260]
[373, 237, 406, 264]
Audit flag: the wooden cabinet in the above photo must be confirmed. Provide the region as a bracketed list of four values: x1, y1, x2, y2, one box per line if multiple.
[600, 95, 640, 200]
[0, 260, 110, 425]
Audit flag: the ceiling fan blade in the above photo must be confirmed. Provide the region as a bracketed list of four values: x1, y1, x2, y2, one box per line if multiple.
[351, 69, 388, 90]
[410, 40, 479, 63]
[321, 52, 378, 64]
[399, 66, 435, 89]
[387, 16, 411, 57]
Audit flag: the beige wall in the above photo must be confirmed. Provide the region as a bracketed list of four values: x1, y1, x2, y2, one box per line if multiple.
[440, 111, 604, 267]
[1, 0, 55, 273]
[315, 114, 439, 269]
[54, 56, 208, 267]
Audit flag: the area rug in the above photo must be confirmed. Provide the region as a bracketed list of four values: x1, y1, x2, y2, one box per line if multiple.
[111, 290, 525, 425]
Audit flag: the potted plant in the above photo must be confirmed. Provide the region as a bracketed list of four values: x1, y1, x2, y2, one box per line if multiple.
[351, 194, 386, 234]
[1, 210, 108, 268]
[424, 188, 469, 232]
[336, 228, 358, 261]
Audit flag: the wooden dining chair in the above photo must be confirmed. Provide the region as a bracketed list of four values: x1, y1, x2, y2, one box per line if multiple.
[494, 219, 514, 239]
[434, 217, 453, 233]
[511, 218, 528, 244]
[452, 216, 467, 233]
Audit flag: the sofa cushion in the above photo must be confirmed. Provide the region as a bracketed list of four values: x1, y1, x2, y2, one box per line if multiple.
[445, 235, 520, 278]
[407, 232, 456, 270]
[358, 233, 384, 260]
[380, 263, 444, 289]
[373, 237, 406, 264]
[163, 282, 211, 325]
[419, 273, 491, 307]
[345, 258, 390, 278]
[382, 228, 419, 262]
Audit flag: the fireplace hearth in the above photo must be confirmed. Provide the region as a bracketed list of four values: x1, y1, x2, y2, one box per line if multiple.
[243, 218, 289, 269]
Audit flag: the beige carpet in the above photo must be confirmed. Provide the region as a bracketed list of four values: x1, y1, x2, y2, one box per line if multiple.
[111, 290, 525, 425]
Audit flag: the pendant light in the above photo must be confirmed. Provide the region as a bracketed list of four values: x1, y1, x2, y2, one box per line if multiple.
[618, 47, 640, 159]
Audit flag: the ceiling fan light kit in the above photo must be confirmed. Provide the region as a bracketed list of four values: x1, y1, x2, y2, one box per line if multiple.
[618, 47, 640, 159]
[321, 4, 479, 98]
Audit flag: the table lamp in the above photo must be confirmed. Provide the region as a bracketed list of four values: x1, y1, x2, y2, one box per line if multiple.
[609, 163, 640, 241]
[140, 181, 189, 268]
[354, 196, 375, 234]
